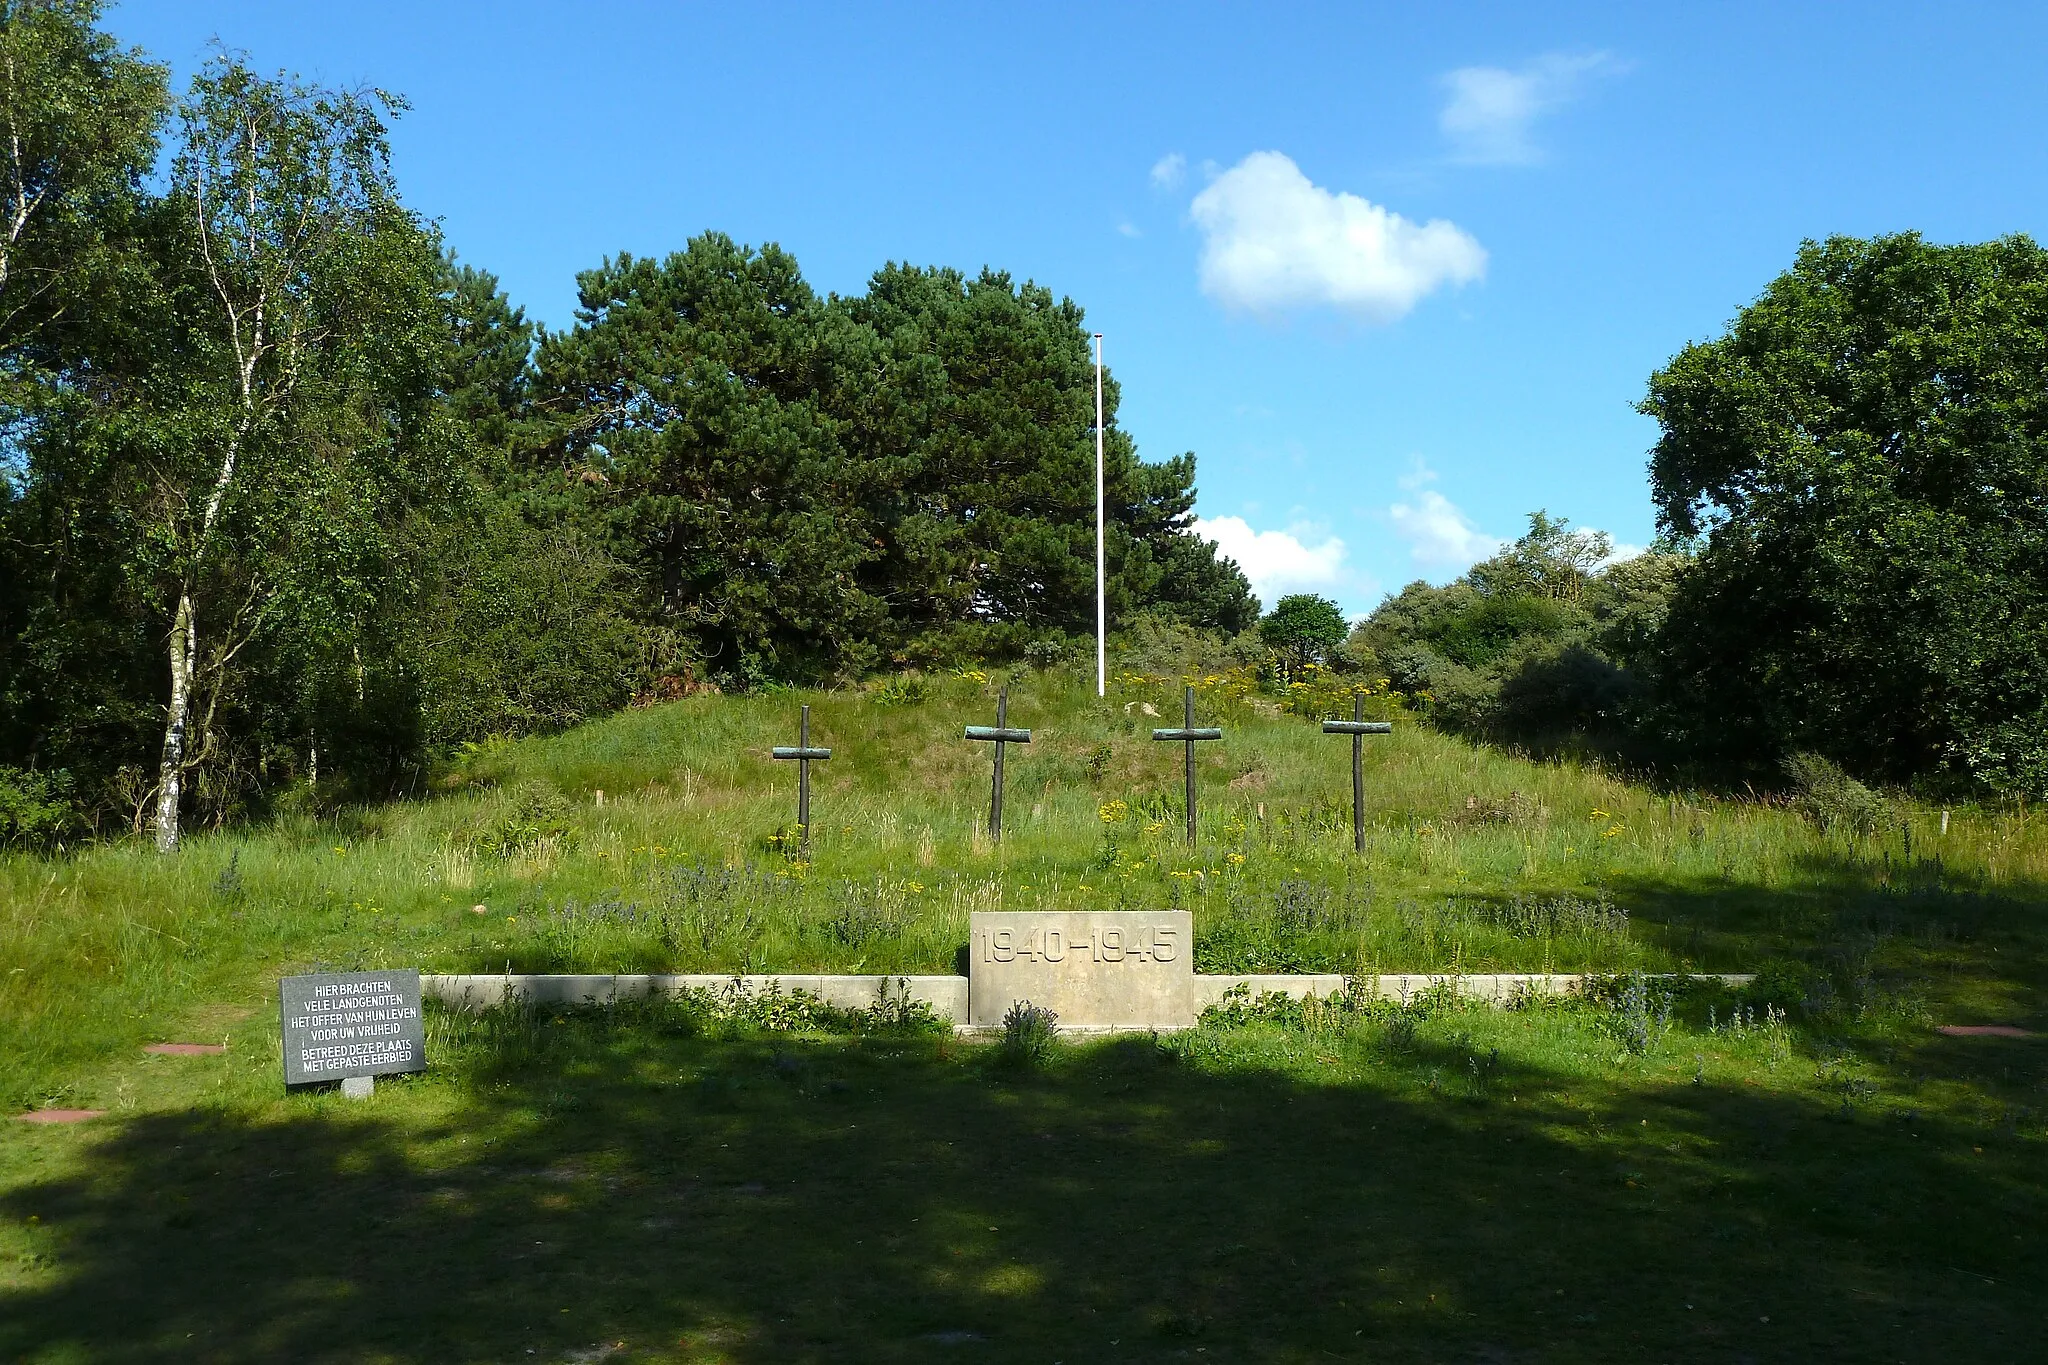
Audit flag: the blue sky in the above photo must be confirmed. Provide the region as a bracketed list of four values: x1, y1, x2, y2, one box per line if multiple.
[110, 2, 2048, 615]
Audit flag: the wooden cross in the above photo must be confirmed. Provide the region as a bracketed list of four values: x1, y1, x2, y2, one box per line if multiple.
[1152, 684, 1223, 847]
[1322, 692, 1391, 853]
[770, 703, 831, 856]
[964, 688, 1031, 844]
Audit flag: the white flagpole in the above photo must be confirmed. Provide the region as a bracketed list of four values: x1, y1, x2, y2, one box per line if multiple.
[1094, 333, 1105, 698]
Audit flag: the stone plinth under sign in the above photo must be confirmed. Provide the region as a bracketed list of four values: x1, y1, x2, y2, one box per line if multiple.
[968, 910, 1194, 1030]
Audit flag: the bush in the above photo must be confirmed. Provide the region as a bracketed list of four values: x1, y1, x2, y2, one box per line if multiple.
[997, 1000, 1059, 1067]
[473, 779, 579, 856]
[1785, 753, 1885, 837]
[0, 767, 78, 849]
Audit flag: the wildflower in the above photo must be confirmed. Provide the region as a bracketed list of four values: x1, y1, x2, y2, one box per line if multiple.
[1144, 820, 1166, 836]
[1098, 800, 1129, 824]
[1226, 852, 1246, 866]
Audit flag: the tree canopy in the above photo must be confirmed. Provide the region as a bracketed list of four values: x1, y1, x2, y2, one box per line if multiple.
[530, 239, 1256, 683]
[1641, 232, 2048, 792]
[1259, 593, 1347, 678]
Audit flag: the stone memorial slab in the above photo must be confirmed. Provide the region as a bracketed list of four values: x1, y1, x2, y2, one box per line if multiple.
[279, 969, 426, 1087]
[969, 910, 1193, 1030]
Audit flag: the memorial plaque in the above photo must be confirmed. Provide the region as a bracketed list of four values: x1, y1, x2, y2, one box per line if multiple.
[968, 910, 1194, 1030]
[279, 969, 426, 1086]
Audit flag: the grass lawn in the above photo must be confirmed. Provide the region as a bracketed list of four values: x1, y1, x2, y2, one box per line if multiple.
[3, 669, 2045, 1360]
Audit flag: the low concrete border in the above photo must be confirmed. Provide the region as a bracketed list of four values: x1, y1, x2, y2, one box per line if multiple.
[425, 973, 969, 1019]
[423, 971, 1754, 1032]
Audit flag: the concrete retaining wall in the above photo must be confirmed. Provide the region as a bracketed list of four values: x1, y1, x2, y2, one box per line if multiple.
[424, 973, 969, 1018]
[424, 971, 1753, 1030]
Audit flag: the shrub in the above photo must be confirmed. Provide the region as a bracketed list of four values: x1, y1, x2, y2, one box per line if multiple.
[997, 1000, 1059, 1067]
[473, 779, 578, 856]
[872, 674, 931, 706]
[0, 767, 78, 849]
[1785, 752, 1884, 837]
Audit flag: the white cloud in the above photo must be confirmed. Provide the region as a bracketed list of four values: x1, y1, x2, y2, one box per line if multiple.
[1149, 152, 1186, 189]
[1440, 52, 1616, 166]
[1194, 515, 1350, 604]
[1601, 539, 1646, 565]
[1188, 151, 1486, 322]
[1388, 487, 1506, 570]
[1117, 220, 1142, 238]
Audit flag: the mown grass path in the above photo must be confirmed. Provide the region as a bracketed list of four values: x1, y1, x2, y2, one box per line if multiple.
[2, 1002, 2042, 1363]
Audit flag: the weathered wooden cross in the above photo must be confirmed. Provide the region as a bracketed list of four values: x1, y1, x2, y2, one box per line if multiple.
[1152, 684, 1223, 847]
[964, 688, 1032, 844]
[770, 703, 832, 856]
[1321, 692, 1392, 853]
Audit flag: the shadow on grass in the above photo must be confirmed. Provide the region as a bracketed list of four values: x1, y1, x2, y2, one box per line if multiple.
[3, 1011, 2044, 1364]
[1606, 849, 2048, 1026]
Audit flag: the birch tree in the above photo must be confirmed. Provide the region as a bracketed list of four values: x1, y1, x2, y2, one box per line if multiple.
[147, 57, 445, 850]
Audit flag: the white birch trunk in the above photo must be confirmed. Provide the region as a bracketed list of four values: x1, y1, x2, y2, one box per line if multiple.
[154, 590, 198, 852]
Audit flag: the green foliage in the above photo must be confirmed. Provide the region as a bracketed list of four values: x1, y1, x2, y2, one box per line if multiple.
[1642, 232, 2048, 793]
[0, 10, 1261, 830]
[1360, 512, 1678, 750]
[870, 674, 931, 707]
[1259, 593, 1348, 678]
[0, 766, 76, 847]
[472, 778, 578, 857]
[0, 0, 166, 384]
[1586, 971, 1673, 1058]
[997, 999, 1059, 1067]
[411, 514, 646, 747]
[1784, 752, 1885, 838]
[531, 242, 1255, 685]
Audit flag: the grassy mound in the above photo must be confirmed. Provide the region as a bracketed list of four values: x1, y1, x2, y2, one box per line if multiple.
[2, 671, 2044, 1359]
[4, 667, 2044, 1107]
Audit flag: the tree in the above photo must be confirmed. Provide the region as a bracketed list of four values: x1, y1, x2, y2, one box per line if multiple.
[0, 1, 166, 824]
[440, 256, 536, 468]
[0, 0, 163, 380]
[136, 56, 451, 848]
[532, 234, 886, 683]
[1260, 593, 1348, 679]
[1642, 232, 2048, 792]
[532, 245, 1256, 682]
[844, 264, 1254, 655]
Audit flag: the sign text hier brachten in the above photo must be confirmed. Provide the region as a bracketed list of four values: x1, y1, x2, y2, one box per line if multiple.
[280, 969, 426, 1086]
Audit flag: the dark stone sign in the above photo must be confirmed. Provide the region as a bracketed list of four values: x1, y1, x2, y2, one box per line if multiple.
[279, 969, 426, 1086]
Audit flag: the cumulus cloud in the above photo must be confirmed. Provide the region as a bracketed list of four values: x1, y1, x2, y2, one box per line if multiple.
[1194, 515, 1350, 605]
[1388, 485, 1506, 570]
[1440, 52, 1616, 165]
[1150, 152, 1186, 189]
[1189, 151, 1486, 322]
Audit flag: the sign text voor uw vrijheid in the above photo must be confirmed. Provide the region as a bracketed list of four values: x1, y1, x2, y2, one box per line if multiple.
[279, 969, 427, 1086]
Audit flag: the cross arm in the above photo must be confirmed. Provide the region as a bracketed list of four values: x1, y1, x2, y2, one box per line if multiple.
[1321, 721, 1392, 735]
[771, 746, 832, 760]
[1151, 727, 1223, 741]
[964, 726, 1032, 743]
